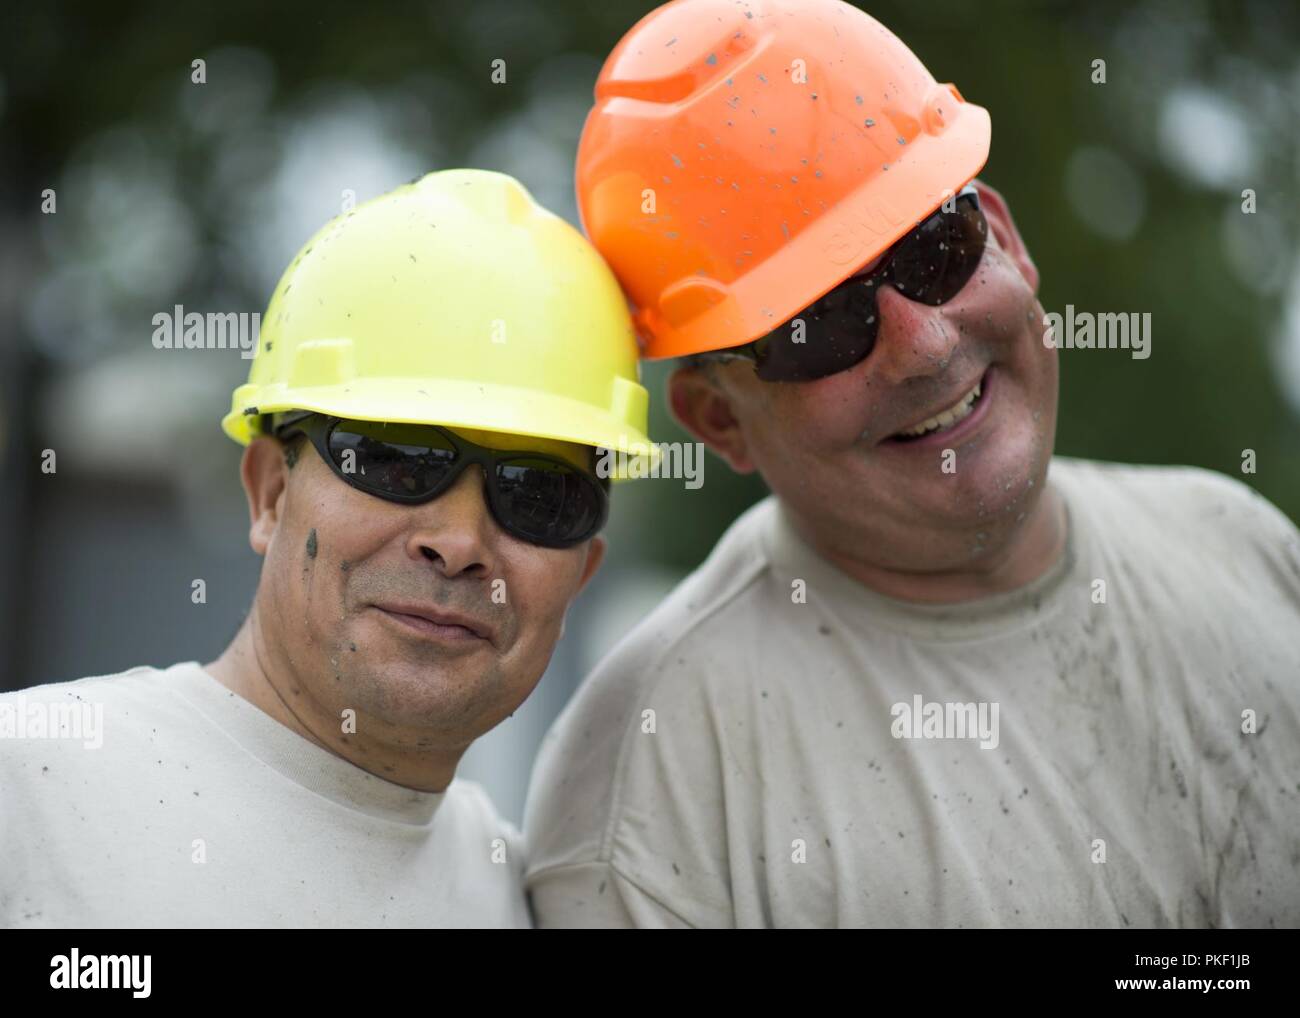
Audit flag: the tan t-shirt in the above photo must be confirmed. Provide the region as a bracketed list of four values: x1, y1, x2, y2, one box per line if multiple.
[0, 662, 529, 928]
[524, 458, 1300, 927]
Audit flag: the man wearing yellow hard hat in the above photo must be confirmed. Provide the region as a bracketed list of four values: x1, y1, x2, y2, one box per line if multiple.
[524, 0, 1300, 927]
[0, 169, 653, 928]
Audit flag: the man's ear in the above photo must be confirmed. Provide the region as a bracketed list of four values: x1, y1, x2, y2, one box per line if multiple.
[575, 535, 606, 595]
[973, 179, 1039, 294]
[667, 364, 757, 474]
[559, 534, 607, 641]
[241, 436, 290, 556]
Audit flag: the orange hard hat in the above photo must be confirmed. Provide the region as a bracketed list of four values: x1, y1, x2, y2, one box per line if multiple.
[576, 0, 992, 360]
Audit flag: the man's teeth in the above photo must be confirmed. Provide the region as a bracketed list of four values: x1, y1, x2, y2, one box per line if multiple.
[899, 380, 982, 437]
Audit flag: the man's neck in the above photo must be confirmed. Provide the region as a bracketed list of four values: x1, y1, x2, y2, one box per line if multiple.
[788, 482, 1069, 605]
[203, 616, 460, 793]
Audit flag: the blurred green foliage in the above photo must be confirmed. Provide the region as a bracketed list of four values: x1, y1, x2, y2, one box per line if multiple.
[3, 0, 1297, 577]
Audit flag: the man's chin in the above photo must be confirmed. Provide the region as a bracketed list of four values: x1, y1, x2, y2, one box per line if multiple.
[898, 431, 1050, 536]
[319, 649, 467, 718]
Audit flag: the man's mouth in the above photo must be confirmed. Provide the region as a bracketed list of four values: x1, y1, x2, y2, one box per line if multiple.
[370, 603, 494, 645]
[888, 368, 991, 444]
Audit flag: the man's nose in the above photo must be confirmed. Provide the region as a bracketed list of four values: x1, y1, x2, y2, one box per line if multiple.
[404, 466, 496, 578]
[866, 284, 962, 385]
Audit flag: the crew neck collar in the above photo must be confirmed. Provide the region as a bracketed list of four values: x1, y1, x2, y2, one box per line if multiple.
[167, 662, 446, 826]
[762, 464, 1085, 642]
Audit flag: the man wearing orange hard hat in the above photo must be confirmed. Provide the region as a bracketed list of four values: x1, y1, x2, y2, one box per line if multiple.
[523, 0, 1300, 927]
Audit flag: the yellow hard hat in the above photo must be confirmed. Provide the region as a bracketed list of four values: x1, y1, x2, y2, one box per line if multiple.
[222, 169, 654, 476]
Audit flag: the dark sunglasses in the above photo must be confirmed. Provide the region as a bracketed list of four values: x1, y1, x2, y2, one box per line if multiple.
[272, 413, 609, 549]
[702, 184, 987, 382]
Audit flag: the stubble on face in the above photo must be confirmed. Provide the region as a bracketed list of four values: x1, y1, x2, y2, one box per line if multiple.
[254, 454, 579, 757]
[714, 229, 1061, 592]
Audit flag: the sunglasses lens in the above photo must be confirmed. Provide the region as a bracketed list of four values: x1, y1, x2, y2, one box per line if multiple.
[326, 421, 458, 498]
[753, 276, 880, 382]
[493, 458, 605, 547]
[706, 192, 986, 385]
[888, 194, 987, 305]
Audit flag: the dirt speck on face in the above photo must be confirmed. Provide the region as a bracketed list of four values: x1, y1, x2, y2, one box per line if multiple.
[340, 560, 351, 572]
[306, 529, 318, 559]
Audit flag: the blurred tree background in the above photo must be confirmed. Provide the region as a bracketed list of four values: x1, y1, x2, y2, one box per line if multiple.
[2, 0, 1297, 819]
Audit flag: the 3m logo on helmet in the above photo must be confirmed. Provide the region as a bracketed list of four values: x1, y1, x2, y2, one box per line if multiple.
[823, 196, 908, 267]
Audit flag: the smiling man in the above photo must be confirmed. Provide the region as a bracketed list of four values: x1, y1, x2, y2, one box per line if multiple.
[0, 169, 653, 928]
[523, 0, 1300, 927]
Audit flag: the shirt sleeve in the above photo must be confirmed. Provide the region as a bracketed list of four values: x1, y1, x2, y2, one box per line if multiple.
[1244, 481, 1300, 583]
[527, 861, 696, 929]
[1201, 468, 1300, 599]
